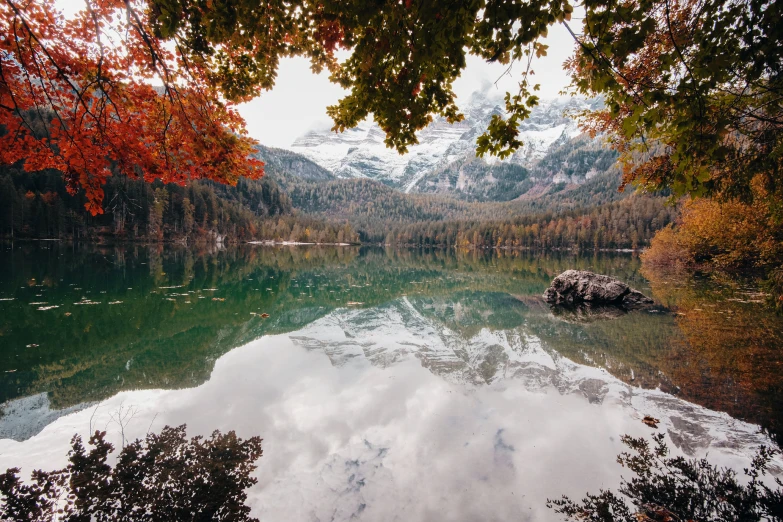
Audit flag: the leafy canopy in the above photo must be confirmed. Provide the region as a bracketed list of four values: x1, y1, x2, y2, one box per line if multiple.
[2, 0, 780, 212]
[0, 0, 263, 214]
[566, 0, 783, 209]
[145, 0, 573, 154]
[145, 0, 783, 207]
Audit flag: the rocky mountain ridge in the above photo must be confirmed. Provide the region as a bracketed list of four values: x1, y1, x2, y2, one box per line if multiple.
[287, 92, 615, 201]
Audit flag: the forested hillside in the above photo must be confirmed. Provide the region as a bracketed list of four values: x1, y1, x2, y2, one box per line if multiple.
[1, 138, 673, 250]
[0, 164, 357, 244]
[376, 196, 675, 249]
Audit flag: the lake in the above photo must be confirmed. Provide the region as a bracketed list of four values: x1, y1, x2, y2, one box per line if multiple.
[1, 242, 782, 521]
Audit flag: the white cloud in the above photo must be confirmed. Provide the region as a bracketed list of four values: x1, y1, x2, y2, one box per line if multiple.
[238, 57, 348, 149]
[452, 22, 577, 106]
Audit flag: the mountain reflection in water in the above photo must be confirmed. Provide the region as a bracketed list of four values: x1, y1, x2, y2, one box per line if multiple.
[0, 243, 781, 520]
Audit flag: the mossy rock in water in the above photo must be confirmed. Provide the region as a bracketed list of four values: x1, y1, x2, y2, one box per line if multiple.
[544, 270, 654, 308]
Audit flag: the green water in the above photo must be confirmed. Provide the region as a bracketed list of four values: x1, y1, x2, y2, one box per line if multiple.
[0, 242, 781, 444]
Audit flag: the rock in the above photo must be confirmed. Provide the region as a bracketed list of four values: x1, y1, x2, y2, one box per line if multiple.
[549, 302, 631, 323]
[624, 289, 655, 307]
[543, 270, 654, 308]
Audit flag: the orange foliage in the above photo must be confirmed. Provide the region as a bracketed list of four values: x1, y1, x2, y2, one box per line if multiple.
[640, 224, 693, 268]
[678, 198, 778, 269]
[40, 191, 58, 204]
[644, 185, 783, 271]
[643, 179, 783, 309]
[0, 0, 263, 215]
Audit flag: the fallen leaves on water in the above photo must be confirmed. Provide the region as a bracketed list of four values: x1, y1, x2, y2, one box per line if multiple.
[64, 312, 72, 316]
[642, 416, 660, 428]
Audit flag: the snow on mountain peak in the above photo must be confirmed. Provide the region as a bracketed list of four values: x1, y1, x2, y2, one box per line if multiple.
[289, 94, 591, 192]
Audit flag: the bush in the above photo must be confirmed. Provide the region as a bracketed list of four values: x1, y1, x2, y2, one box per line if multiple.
[643, 189, 783, 312]
[548, 433, 783, 522]
[0, 425, 263, 522]
[640, 224, 694, 268]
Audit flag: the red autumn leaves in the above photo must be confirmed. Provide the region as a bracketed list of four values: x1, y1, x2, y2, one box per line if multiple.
[0, 0, 263, 215]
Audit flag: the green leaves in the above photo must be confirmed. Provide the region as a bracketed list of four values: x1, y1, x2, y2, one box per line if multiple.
[476, 83, 542, 159]
[139, 0, 781, 213]
[145, 0, 575, 154]
[563, 0, 783, 208]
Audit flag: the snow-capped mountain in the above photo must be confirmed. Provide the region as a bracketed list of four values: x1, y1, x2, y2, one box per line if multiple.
[290, 92, 602, 194]
[0, 394, 95, 442]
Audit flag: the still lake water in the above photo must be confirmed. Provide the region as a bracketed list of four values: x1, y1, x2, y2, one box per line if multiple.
[1, 242, 782, 520]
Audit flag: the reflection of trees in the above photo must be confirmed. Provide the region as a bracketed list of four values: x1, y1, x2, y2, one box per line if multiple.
[526, 300, 684, 393]
[0, 244, 355, 409]
[4, 243, 779, 449]
[642, 266, 783, 445]
[10, 245, 631, 410]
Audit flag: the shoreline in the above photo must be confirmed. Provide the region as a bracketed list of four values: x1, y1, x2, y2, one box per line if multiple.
[246, 241, 353, 246]
[1, 238, 645, 253]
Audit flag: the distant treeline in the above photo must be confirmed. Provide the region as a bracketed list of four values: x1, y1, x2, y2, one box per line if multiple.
[375, 196, 676, 250]
[0, 165, 672, 250]
[277, 165, 671, 250]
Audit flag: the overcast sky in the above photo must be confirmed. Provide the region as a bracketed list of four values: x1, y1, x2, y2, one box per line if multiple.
[56, 0, 578, 148]
[241, 24, 577, 148]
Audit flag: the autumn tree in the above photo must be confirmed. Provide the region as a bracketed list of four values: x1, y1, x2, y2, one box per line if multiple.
[0, 0, 263, 215]
[4, 0, 779, 217]
[3, 0, 577, 216]
[565, 0, 782, 208]
[641, 188, 783, 309]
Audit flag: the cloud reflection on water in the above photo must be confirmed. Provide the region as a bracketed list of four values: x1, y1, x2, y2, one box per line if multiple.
[1, 325, 775, 522]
